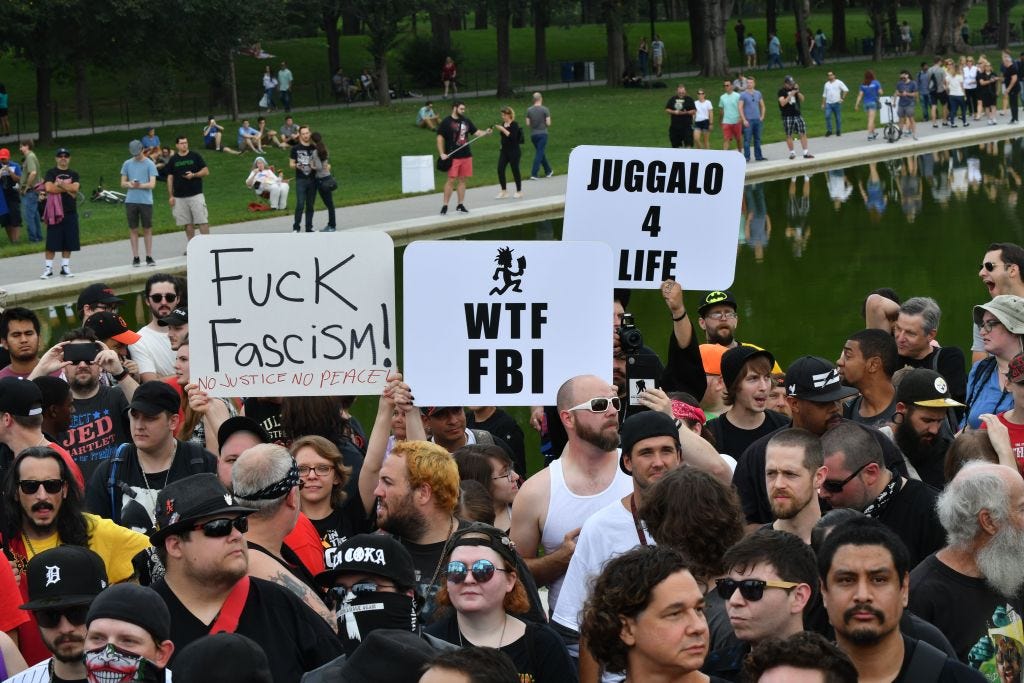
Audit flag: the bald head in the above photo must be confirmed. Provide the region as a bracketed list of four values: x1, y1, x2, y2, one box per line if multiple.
[232, 444, 296, 516]
[556, 374, 613, 411]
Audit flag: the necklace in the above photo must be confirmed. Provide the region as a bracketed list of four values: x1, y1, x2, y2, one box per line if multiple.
[459, 613, 510, 649]
[427, 517, 458, 591]
[139, 443, 174, 492]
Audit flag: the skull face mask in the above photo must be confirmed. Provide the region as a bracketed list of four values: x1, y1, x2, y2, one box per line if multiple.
[85, 643, 162, 683]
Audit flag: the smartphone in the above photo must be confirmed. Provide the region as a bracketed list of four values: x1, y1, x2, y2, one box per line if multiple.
[64, 342, 99, 364]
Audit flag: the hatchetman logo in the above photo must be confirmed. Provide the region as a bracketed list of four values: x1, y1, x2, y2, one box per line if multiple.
[490, 247, 527, 296]
[343, 546, 387, 566]
[813, 370, 840, 388]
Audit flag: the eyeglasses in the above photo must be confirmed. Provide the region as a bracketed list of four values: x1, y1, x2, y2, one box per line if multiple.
[190, 516, 248, 537]
[446, 559, 509, 584]
[492, 469, 517, 483]
[980, 319, 1004, 333]
[715, 578, 800, 601]
[35, 605, 89, 628]
[567, 396, 621, 413]
[329, 581, 394, 606]
[981, 262, 1005, 272]
[148, 293, 178, 303]
[821, 462, 871, 494]
[703, 311, 738, 321]
[698, 91, 705, 95]
[18, 479, 64, 495]
[298, 464, 333, 477]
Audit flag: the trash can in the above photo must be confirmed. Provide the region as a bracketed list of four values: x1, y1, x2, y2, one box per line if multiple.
[583, 61, 596, 81]
[401, 155, 435, 193]
[573, 61, 585, 81]
[561, 62, 575, 82]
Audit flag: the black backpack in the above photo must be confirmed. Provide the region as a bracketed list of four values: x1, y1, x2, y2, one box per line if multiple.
[106, 442, 208, 526]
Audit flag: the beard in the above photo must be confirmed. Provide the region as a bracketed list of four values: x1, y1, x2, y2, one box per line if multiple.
[69, 371, 98, 393]
[840, 603, 893, 645]
[978, 522, 1024, 598]
[378, 491, 427, 539]
[706, 325, 735, 346]
[45, 631, 86, 663]
[894, 419, 946, 471]
[769, 487, 814, 520]
[574, 416, 620, 451]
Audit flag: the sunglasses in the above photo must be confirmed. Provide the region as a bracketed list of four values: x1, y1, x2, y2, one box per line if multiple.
[330, 581, 395, 606]
[567, 396, 621, 413]
[446, 559, 509, 584]
[821, 461, 871, 494]
[35, 604, 89, 628]
[716, 578, 800, 601]
[190, 516, 248, 537]
[19, 479, 64, 495]
[148, 293, 178, 303]
[981, 262, 1005, 272]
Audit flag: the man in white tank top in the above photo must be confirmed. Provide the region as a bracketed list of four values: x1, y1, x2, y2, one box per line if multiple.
[510, 375, 633, 614]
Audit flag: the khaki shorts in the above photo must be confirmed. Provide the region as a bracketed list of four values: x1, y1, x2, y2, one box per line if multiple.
[172, 194, 208, 226]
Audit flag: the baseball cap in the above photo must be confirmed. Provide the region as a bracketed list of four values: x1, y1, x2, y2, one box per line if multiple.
[699, 344, 727, 375]
[84, 311, 141, 345]
[720, 345, 775, 389]
[128, 140, 144, 156]
[449, 523, 519, 569]
[77, 283, 124, 312]
[55, 147, 71, 157]
[0, 149, 9, 160]
[0, 377, 44, 417]
[216, 416, 271, 453]
[784, 356, 859, 403]
[619, 411, 680, 475]
[421, 406, 463, 417]
[151, 473, 256, 544]
[973, 295, 1024, 334]
[784, 75, 795, 84]
[20, 546, 108, 610]
[129, 381, 180, 416]
[1009, 353, 1024, 384]
[697, 290, 738, 316]
[895, 368, 965, 408]
[86, 583, 171, 642]
[157, 308, 188, 327]
[315, 534, 417, 588]
[173, 634, 272, 683]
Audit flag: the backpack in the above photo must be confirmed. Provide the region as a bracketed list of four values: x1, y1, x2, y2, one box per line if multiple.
[928, 71, 939, 95]
[106, 442, 209, 526]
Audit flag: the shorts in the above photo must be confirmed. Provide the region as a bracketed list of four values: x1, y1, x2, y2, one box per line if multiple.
[45, 213, 80, 252]
[0, 194, 20, 227]
[721, 122, 742, 141]
[669, 126, 694, 148]
[695, 120, 710, 131]
[864, 101, 878, 111]
[448, 156, 473, 178]
[935, 91, 949, 105]
[126, 202, 154, 229]
[204, 136, 217, 150]
[897, 104, 915, 119]
[782, 116, 806, 137]
[171, 193, 208, 226]
[0, 108, 8, 117]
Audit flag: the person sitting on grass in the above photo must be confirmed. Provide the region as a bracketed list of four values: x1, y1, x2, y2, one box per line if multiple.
[237, 119, 264, 154]
[202, 117, 239, 155]
[417, 101, 441, 130]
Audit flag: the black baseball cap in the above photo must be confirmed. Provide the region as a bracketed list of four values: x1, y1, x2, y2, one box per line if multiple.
[315, 534, 417, 588]
[784, 356, 859, 403]
[158, 308, 188, 327]
[84, 312, 141, 345]
[619, 411, 680, 475]
[895, 368, 965, 408]
[128, 381, 180, 416]
[216, 416, 271, 453]
[720, 346, 775, 389]
[20, 546, 108, 610]
[55, 147, 71, 157]
[77, 283, 124, 312]
[697, 290, 738, 316]
[151, 473, 256, 544]
[0, 377, 44, 417]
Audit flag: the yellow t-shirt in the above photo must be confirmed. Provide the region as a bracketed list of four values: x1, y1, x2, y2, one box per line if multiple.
[23, 513, 151, 583]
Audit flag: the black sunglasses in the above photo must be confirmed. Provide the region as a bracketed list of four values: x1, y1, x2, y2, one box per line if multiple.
[446, 559, 509, 584]
[19, 479, 64, 495]
[190, 516, 248, 537]
[35, 604, 89, 628]
[821, 462, 871, 494]
[981, 262, 1004, 272]
[715, 578, 799, 601]
[148, 293, 178, 303]
[329, 581, 395, 606]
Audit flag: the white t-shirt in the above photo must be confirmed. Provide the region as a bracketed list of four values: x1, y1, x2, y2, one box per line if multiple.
[694, 99, 714, 122]
[827, 170, 853, 202]
[132, 324, 176, 377]
[822, 79, 849, 104]
[963, 64, 978, 89]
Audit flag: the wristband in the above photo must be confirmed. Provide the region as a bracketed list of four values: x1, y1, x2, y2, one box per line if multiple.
[113, 369, 130, 381]
[671, 311, 687, 322]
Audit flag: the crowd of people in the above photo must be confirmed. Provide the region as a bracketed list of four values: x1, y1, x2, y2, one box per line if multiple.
[1, 238, 1024, 680]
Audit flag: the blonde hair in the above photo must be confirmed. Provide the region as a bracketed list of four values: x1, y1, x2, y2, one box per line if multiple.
[500, 106, 515, 119]
[390, 440, 460, 513]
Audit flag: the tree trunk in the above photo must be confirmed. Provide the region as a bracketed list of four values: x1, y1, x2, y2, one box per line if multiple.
[886, 0, 900, 55]
[831, 0, 846, 54]
[794, 0, 809, 64]
[36, 65, 54, 144]
[700, 0, 730, 76]
[922, 0, 970, 53]
[688, 0, 705, 64]
[431, 11, 453, 52]
[375, 55, 391, 105]
[605, 0, 625, 84]
[324, 7, 342, 78]
[997, 0, 1011, 48]
[766, 0, 777, 39]
[496, 0, 513, 96]
[987, 0, 999, 29]
[74, 63, 89, 120]
[512, 1, 526, 27]
[227, 51, 239, 120]
[533, 0, 548, 78]
[921, 0, 931, 46]
[475, 1, 488, 28]
[341, 9, 361, 35]
[582, 0, 598, 23]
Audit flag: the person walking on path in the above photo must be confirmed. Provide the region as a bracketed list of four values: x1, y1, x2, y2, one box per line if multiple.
[1002, 51, 1020, 123]
[120, 139, 159, 266]
[744, 33, 757, 68]
[525, 92, 553, 179]
[651, 35, 666, 77]
[289, 125, 318, 232]
[495, 106, 524, 199]
[693, 88, 714, 149]
[261, 66, 277, 111]
[767, 32, 783, 69]
[310, 131, 337, 232]
[821, 70, 849, 137]
[40, 147, 81, 278]
[437, 101, 492, 215]
[442, 57, 458, 99]
[638, 37, 650, 78]
[278, 61, 294, 112]
[854, 70, 883, 140]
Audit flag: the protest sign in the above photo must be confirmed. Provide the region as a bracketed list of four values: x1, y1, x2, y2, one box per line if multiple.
[403, 240, 613, 405]
[186, 233, 396, 397]
[562, 145, 745, 290]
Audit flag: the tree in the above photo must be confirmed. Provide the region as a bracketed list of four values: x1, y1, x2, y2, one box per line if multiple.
[318, 0, 344, 81]
[603, 0, 626, 85]
[921, 0, 971, 53]
[698, 0, 730, 77]
[353, 0, 411, 104]
[794, 0, 810, 65]
[532, 0, 549, 77]
[831, 0, 847, 54]
[495, 0, 513, 96]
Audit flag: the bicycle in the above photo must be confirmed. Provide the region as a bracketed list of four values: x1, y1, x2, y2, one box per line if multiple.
[882, 99, 902, 143]
[91, 176, 127, 204]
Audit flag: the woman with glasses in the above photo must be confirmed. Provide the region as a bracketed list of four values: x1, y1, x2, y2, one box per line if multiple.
[426, 524, 575, 681]
[453, 445, 519, 533]
[963, 295, 1024, 428]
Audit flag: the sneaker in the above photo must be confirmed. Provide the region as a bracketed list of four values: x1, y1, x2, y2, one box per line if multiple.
[868, 133, 878, 140]
[989, 119, 998, 126]
[320, 226, 336, 232]
[440, 205, 448, 215]
[803, 153, 814, 159]
[40, 266, 53, 279]
[912, 134, 918, 140]
[495, 190, 508, 199]
[529, 176, 540, 180]
[456, 204, 469, 213]
[60, 266, 74, 277]
[963, 122, 969, 127]
[788, 151, 796, 159]
[513, 191, 523, 198]
[836, 132, 841, 137]
[950, 123, 957, 128]
[546, 171, 554, 178]
[755, 156, 768, 161]
[132, 257, 141, 267]
[825, 131, 832, 137]
[146, 256, 156, 266]
[933, 123, 939, 128]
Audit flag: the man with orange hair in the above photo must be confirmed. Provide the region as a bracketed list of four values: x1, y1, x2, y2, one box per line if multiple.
[372, 439, 465, 622]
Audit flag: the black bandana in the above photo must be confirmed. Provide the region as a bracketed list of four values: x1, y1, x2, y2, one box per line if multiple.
[862, 472, 900, 518]
[242, 461, 300, 500]
[337, 592, 418, 655]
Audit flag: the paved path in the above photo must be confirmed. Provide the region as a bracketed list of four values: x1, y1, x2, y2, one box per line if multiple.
[2, 116, 1019, 307]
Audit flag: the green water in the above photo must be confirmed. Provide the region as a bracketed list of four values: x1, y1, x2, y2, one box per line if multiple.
[29, 139, 1024, 471]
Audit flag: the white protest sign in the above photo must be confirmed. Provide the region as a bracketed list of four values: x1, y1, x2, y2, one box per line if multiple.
[562, 145, 745, 290]
[186, 233, 396, 397]
[403, 241, 613, 406]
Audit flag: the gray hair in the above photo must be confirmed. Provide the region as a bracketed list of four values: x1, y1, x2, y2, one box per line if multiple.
[936, 461, 1010, 549]
[899, 296, 942, 334]
[232, 443, 294, 517]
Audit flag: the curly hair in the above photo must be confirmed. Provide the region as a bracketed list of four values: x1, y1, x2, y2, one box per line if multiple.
[390, 440, 460, 514]
[638, 467, 744, 583]
[740, 631, 857, 683]
[581, 545, 692, 674]
[289, 435, 352, 509]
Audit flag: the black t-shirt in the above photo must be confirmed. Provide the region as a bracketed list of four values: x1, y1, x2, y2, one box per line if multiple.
[498, 121, 522, 153]
[894, 636, 987, 682]
[44, 167, 81, 214]
[707, 410, 790, 460]
[400, 519, 473, 623]
[153, 576, 343, 683]
[438, 116, 479, 158]
[59, 386, 131, 482]
[242, 398, 286, 443]
[733, 420, 909, 524]
[899, 346, 968, 408]
[777, 87, 801, 116]
[876, 477, 945, 567]
[665, 95, 696, 129]
[467, 408, 527, 477]
[910, 553, 1024, 666]
[290, 143, 317, 179]
[426, 613, 576, 681]
[84, 441, 218, 531]
[165, 151, 206, 197]
[1005, 63, 1020, 89]
[309, 497, 374, 570]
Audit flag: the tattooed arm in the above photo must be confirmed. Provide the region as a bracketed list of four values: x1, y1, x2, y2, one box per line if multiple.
[268, 569, 339, 634]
